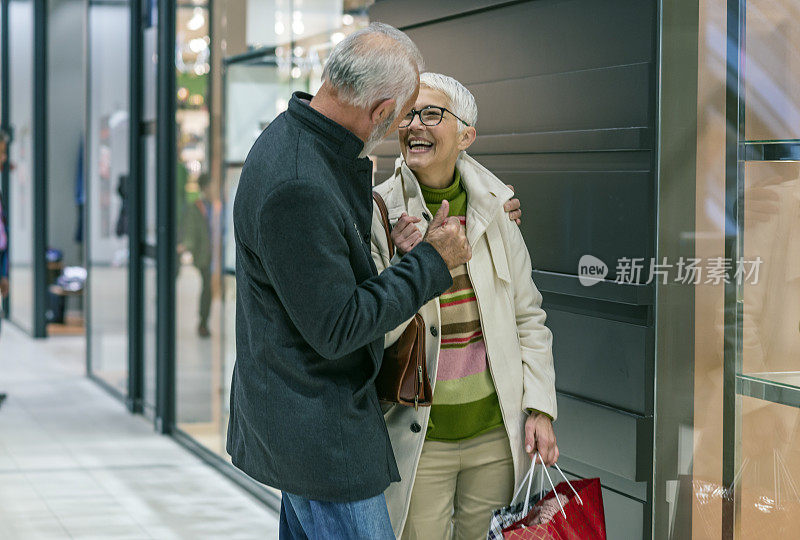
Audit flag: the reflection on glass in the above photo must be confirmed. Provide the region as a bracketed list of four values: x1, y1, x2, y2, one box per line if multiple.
[143, 25, 157, 123]
[225, 62, 306, 163]
[744, 0, 800, 142]
[87, 1, 130, 393]
[8, 0, 35, 333]
[741, 161, 800, 378]
[175, 3, 220, 448]
[245, 0, 345, 50]
[739, 397, 800, 537]
[144, 134, 157, 245]
[144, 257, 157, 413]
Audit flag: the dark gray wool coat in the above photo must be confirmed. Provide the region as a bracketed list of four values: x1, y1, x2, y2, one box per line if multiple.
[226, 92, 453, 503]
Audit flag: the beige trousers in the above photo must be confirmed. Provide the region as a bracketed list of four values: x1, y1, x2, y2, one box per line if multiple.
[401, 427, 515, 540]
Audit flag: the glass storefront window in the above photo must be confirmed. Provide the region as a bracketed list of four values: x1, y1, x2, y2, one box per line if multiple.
[174, 0, 220, 449]
[7, 0, 35, 334]
[86, 0, 130, 394]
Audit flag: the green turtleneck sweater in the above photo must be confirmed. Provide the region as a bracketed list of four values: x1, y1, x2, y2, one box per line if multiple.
[418, 169, 469, 218]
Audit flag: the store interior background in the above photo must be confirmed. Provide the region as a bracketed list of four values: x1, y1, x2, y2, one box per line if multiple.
[2, 0, 800, 538]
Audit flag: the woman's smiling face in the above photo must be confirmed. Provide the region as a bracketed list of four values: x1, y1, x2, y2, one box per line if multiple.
[398, 87, 469, 180]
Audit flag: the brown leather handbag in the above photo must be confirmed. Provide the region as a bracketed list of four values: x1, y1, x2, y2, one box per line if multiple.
[372, 191, 432, 409]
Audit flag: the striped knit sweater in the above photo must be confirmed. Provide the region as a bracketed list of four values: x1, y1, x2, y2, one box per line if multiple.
[420, 170, 504, 441]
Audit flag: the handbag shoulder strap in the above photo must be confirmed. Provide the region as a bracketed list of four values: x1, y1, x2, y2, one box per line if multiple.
[372, 191, 395, 260]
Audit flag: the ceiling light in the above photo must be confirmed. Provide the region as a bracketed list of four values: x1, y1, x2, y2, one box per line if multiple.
[189, 38, 207, 53]
[187, 9, 205, 31]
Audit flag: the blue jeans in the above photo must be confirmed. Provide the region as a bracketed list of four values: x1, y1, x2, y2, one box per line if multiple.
[279, 491, 395, 540]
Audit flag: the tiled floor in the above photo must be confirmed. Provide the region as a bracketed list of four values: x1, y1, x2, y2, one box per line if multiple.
[0, 322, 280, 539]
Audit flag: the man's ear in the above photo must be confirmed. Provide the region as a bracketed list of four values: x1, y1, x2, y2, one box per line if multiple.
[458, 126, 477, 151]
[370, 98, 396, 125]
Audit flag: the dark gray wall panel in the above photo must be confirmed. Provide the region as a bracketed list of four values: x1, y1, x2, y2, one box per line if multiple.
[468, 64, 651, 135]
[378, 0, 654, 85]
[369, 0, 511, 30]
[546, 308, 649, 414]
[499, 170, 652, 278]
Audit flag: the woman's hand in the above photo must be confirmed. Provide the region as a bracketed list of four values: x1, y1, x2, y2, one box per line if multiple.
[525, 412, 559, 466]
[391, 212, 423, 255]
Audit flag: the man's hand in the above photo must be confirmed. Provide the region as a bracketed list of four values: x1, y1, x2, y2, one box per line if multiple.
[423, 200, 471, 269]
[0, 277, 8, 298]
[391, 212, 422, 255]
[505, 184, 522, 225]
[525, 412, 558, 466]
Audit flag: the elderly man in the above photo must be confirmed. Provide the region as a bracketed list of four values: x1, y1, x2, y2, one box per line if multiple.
[227, 23, 476, 539]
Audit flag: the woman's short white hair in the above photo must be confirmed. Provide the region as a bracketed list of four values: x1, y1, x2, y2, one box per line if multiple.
[323, 23, 424, 115]
[420, 72, 478, 131]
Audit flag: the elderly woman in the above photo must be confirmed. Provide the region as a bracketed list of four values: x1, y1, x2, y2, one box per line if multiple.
[370, 73, 558, 540]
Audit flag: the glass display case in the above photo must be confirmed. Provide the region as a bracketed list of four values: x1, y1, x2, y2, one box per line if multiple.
[734, 5, 800, 417]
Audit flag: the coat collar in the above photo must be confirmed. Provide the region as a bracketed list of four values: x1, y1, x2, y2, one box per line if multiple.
[286, 91, 368, 164]
[387, 153, 514, 245]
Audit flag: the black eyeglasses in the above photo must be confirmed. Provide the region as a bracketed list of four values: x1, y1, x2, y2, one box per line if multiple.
[398, 105, 470, 128]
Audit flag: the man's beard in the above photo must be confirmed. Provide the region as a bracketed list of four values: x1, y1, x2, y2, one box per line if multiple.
[359, 111, 397, 159]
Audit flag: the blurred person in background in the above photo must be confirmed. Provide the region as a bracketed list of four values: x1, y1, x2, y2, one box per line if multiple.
[178, 172, 219, 338]
[371, 73, 557, 540]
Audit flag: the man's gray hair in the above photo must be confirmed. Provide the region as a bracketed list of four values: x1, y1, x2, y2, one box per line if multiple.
[420, 72, 478, 131]
[323, 22, 424, 112]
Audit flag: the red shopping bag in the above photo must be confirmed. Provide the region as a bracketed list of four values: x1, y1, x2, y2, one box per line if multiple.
[501, 454, 606, 540]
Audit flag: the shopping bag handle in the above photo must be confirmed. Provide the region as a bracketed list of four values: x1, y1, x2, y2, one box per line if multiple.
[532, 453, 566, 519]
[513, 453, 585, 521]
[511, 458, 536, 504]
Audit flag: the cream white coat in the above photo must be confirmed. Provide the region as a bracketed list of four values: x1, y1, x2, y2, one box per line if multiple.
[370, 154, 557, 537]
